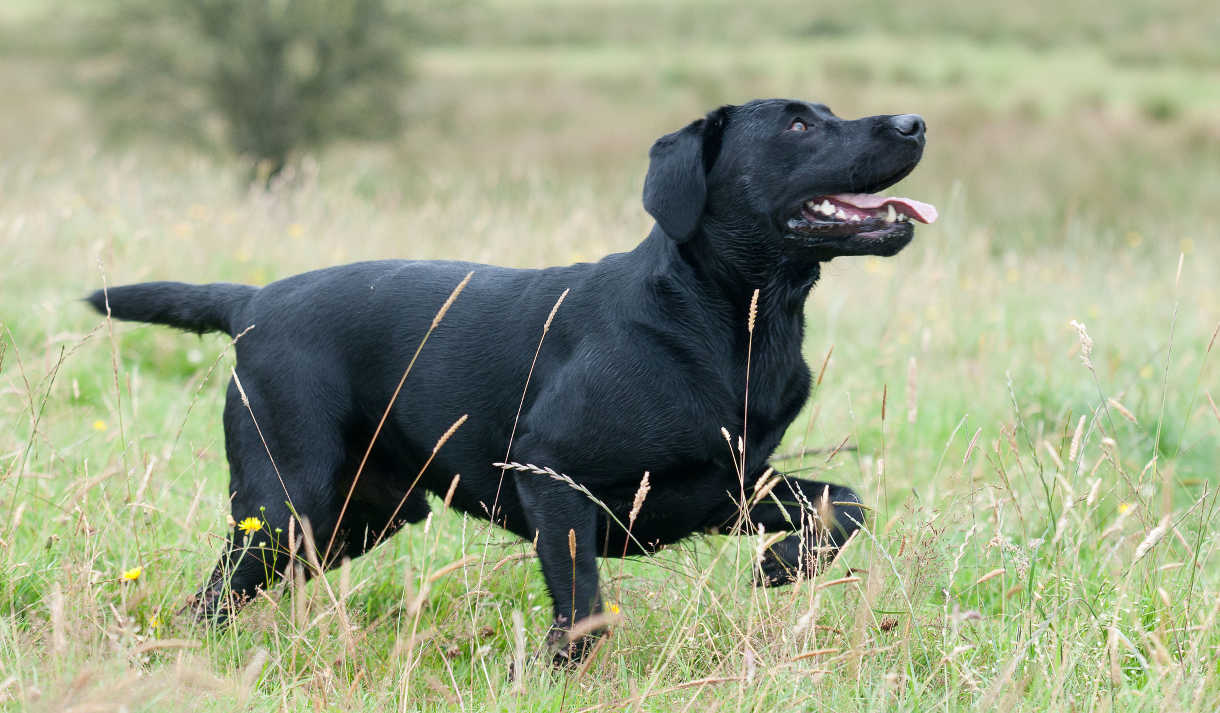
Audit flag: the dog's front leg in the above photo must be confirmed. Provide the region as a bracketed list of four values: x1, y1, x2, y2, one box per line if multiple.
[706, 471, 865, 585]
[513, 472, 604, 665]
[750, 474, 865, 585]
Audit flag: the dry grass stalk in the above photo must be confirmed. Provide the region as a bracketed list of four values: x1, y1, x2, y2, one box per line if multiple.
[427, 554, 480, 583]
[747, 288, 759, 334]
[748, 468, 778, 508]
[500, 287, 569, 469]
[433, 415, 467, 456]
[963, 427, 982, 465]
[1069, 319, 1094, 370]
[1107, 626, 1123, 685]
[790, 647, 840, 661]
[49, 582, 66, 654]
[565, 610, 622, 641]
[974, 568, 1005, 585]
[1085, 477, 1101, 507]
[493, 461, 641, 551]
[491, 286, 572, 536]
[1108, 398, 1138, 424]
[375, 413, 468, 544]
[1132, 515, 1171, 563]
[825, 434, 852, 463]
[131, 638, 202, 655]
[298, 516, 326, 594]
[96, 270, 132, 482]
[165, 323, 255, 464]
[431, 271, 474, 330]
[288, 516, 304, 628]
[491, 551, 534, 572]
[131, 455, 157, 508]
[816, 576, 861, 591]
[720, 426, 734, 455]
[1069, 415, 1086, 462]
[230, 367, 292, 506]
[442, 474, 461, 508]
[1041, 439, 1064, 471]
[544, 288, 570, 333]
[238, 647, 270, 706]
[628, 471, 651, 528]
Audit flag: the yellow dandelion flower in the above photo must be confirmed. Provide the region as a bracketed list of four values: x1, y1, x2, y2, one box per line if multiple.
[121, 566, 143, 582]
[238, 517, 263, 534]
[607, 602, 621, 615]
[1118, 502, 1132, 515]
[149, 613, 162, 630]
[92, 420, 107, 431]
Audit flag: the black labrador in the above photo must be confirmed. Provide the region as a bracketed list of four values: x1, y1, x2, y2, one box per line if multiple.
[87, 98, 935, 661]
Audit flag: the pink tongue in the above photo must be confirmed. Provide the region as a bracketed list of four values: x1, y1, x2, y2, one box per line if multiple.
[829, 193, 938, 224]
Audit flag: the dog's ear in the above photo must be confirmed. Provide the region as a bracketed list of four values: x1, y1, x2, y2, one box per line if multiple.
[643, 108, 728, 243]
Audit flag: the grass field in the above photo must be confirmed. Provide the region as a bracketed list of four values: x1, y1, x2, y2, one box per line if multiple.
[2, 2, 1220, 711]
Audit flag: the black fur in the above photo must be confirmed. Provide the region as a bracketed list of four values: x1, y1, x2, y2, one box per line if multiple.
[86, 99, 927, 662]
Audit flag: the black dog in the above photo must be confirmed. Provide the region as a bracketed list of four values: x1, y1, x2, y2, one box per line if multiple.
[87, 99, 935, 661]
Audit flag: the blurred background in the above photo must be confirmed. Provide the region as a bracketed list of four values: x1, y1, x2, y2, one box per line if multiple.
[2, 1, 1219, 710]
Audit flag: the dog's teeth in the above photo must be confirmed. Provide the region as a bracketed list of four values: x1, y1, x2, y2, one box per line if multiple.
[897, 214, 907, 222]
[788, 218, 802, 229]
[835, 209, 846, 220]
[849, 214, 861, 223]
[885, 204, 897, 223]
[820, 200, 834, 215]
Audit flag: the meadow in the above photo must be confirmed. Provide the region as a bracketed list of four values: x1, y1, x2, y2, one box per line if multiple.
[1, 1, 1219, 710]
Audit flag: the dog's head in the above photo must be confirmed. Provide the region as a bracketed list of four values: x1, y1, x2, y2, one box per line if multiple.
[643, 99, 936, 273]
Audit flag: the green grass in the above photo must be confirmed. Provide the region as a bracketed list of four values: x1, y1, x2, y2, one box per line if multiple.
[2, 2, 1220, 711]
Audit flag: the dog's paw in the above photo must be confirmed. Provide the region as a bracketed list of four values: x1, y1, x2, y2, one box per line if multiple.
[753, 533, 816, 586]
[753, 491, 865, 587]
[544, 614, 608, 668]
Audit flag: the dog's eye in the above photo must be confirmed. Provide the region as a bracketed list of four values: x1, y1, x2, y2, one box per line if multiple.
[788, 118, 808, 132]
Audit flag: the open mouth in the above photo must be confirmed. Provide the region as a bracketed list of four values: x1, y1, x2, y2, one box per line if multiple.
[784, 193, 938, 255]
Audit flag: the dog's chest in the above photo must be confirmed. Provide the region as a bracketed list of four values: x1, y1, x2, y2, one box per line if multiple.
[733, 334, 811, 447]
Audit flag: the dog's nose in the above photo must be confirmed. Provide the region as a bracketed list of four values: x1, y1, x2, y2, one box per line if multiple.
[891, 114, 925, 138]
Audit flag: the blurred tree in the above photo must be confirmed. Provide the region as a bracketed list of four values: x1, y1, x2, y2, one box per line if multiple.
[84, 0, 410, 181]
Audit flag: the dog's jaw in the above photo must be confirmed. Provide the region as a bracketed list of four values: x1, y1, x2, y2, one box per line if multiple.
[780, 193, 936, 260]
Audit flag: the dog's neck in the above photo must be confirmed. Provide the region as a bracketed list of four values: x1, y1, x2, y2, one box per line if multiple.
[635, 225, 817, 345]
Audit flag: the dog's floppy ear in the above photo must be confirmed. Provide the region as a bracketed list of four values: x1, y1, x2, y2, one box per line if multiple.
[643, 108, 728, 243]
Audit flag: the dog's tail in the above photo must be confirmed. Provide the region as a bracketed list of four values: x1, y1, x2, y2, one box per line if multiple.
[85, 282, 257, 337]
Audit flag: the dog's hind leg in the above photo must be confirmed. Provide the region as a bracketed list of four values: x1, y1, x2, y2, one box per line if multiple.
[331, 467, 433, 561]
[192, 376, 347, 624]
